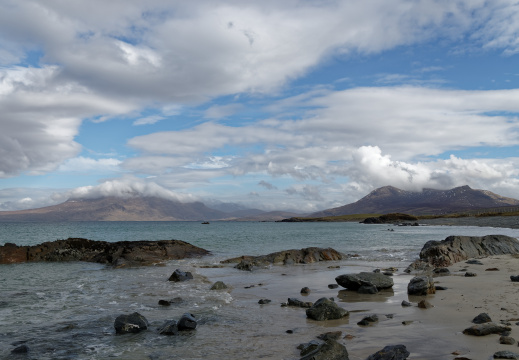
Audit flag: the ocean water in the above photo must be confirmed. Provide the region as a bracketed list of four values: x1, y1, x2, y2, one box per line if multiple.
[1, 221, 518, 360]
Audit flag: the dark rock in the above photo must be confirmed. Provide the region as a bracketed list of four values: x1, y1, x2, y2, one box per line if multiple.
[493, 351, 519, 359]
[328, 284, 339, 289]
[317, 331, 342, 341]
[472, 313, 492, 324]
[409, 235, 519, 268]
[158, 320, 178, 335]
[158, 299, 171, 306]
[222, 247, 343, 268]
[383, 271, 393, 276]
[168, 269, 193, 282]
[465, 272, 477, 277]
[301, 287, 311, 295]
[510, 275, 519, 282]
[435, 286, 448, 291]
[299, 338, 349, 360]
[177, 313, 197, 331]
[366, 344, 410, 360]
[210, 281, 228, 290]
[500, 336, 516, 345]
[357, 314, 378, 326]
[11, 345, 29, 354]
[258, 299, 272, 304]
[114, 312, 149, 334]
[466, 259, 484, 265]
[235, 260, 255, 271]
[0, 238, 209, 266]
[306, 297, 349, 321]
[402, 321, 413, 325]
[287, 298, 313, 308]
[373, 268, 381, 273]
[407, 276, 435, 295]
[286, 329, 294, 334]
[433, 267, 450, 276]
[357, 284, 378, 294]
[401, 300, 412, 307]
[486, 268, 499, 271]
[463, 322, 511, 336]
[418, 299, 433, 309]
[335, 272, 394, 291]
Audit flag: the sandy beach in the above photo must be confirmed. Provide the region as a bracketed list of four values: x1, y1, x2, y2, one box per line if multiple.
[195, 252, 519, 360]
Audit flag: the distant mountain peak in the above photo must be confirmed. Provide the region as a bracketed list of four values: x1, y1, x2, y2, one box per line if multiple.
[311, 185, 519, 217]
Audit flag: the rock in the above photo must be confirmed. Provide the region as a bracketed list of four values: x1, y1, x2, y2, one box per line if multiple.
[472, 313, 492, 324]
[408, 235, 519, 268]
[235, 260, 255, 271]
[11, 345, 29, 354]
[328, 284, 339, 289]
[357, 314, 378, 326]
[401, 300, 412, 307]
[298, 340, 321, 356]
[299, 338, 349, 360]
[210, 281, 228, 290]
[168, 269, 193, 282]
[402, 321, 413, 325]
[465, 272, 477, 277]
[158, 320, 178, 335]
[222, 247, 344, 267]
[510, 275, 519, 282]
[418, 299, 433, 309]
[500, 336, 516, 345]
[486, 268, 499, 271]
[366, 344, 410, 360]
[335, 272, 394, 291]
[0, 238, 210, 266]
[287, 298, 313, 308]
[258, 299, 272, 304]
[407, 276, 435, 295]
[494, 351, 519, 359]
[435, 286, 448, 291]
[433, 267, 450, 276]
[317, 331, 342, 341]
[177, 313, 197, 331]
[463, 322, 511, 336]
[301, 287, 311, 295]
[466, 259, 484, 265]
[158, 299, 171, 306]
[306, 297, 349, 321]
[114, 312, 149, 334]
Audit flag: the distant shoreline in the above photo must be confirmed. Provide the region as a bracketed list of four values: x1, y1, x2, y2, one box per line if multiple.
[418, 215, 519, 229]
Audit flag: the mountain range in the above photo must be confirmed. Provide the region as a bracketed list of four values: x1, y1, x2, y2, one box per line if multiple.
[0, 185, 518, 221]
[310, 185, 519, 217]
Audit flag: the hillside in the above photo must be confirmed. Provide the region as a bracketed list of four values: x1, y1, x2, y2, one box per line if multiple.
[310, 185, 519, 217]
[0, 196, 254, 222]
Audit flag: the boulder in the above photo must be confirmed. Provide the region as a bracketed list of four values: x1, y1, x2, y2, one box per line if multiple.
[287, 298, 313, 308]
[510, 275, 519, 282]
[409, 235, 519, 268]
[177, 313, 197, 330]
[472, 313, 492, 324]
[306, 298, 349, 321]
[210, 281, 228, 290]
[168, 269, 193, 282]
[366, 345, 410, 360]
[500, 336, 516, 345]
[114, 312, 149, 334]
[357, 314, 378, 326]
[335, 272, 394, 291]
[0, 238, 210, 266]
[221, 247, 344, 267]
[158, 320, 178, 335]
[301, 287, 311, 295]
[299, 339, 349, 360]
[463, 322, 511, 336]
[407, 276, 435, 295]
[493, 351, 519, 359]
[11, 345, 29, 354]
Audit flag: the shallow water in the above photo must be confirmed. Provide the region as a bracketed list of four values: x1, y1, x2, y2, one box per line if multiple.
[1, 221, 518, 359]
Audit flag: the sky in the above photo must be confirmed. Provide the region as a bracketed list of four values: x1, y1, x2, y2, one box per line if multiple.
[1, 0, 519, 213]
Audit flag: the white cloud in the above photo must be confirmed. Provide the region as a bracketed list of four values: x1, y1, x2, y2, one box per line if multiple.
[133, 115, 165, 126]
[58, 156, 122, 173]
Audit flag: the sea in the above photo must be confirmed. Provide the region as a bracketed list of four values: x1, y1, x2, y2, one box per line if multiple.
[1, 221, 518, 360]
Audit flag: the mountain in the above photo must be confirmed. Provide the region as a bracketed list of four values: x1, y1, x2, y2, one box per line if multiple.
[310, 185, 519, 217]
[0, 196, 253, 222]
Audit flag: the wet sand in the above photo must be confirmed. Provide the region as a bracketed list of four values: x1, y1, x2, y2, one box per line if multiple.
[198, 254, 519, 360]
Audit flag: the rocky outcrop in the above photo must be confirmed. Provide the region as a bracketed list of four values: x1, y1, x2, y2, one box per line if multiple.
[114, 312, 149, 334]
[221, 247, 344, 269]
[335, 272, 394, 292]
[306, 298, 349, 321]
[408, 235, 519, 269]
[0, 238, 209, 266]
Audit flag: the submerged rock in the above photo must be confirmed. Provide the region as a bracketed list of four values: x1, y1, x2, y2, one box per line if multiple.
[168, 269, 193, 282]
[0, 238, 209, 266]
[114, 312, 149, 334]
[210, 281, 228, 290]
[306, 298, 349, 321]
[158, 320, 179, 335]
[177, 313, 197, 330]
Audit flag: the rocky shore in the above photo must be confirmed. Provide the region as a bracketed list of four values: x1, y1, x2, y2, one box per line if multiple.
[0, 238, 209, 267]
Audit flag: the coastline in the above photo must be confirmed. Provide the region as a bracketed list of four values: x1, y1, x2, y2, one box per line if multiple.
[418, 215, 519, 229]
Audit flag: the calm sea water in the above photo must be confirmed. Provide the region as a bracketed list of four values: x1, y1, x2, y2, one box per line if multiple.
[1, 221, 518, 359]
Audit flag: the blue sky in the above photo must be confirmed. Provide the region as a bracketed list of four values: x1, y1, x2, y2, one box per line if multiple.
[1, 0, 519, 213]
